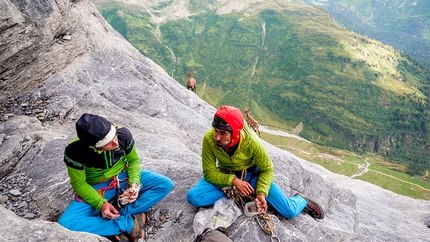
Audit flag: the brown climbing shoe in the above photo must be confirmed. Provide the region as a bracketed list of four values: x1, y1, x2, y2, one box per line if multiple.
[110, 233, 131, 242]
[129, 212, 146, 242]
[295, 192, 325, 219]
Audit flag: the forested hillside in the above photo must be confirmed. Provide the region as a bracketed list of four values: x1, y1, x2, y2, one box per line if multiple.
[303, 0, 430, 67]
[92, 0, 430, 175]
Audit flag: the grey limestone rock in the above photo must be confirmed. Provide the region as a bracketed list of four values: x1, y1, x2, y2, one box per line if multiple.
[0, 0, 429, 242]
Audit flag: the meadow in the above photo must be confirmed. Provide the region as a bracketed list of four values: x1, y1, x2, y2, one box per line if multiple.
[261, 130, 430, 200]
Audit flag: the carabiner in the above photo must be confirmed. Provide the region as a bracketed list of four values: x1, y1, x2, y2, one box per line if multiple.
[244, 201, 262, 217]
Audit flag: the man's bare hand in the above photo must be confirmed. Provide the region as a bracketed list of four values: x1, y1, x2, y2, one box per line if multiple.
[232, 177, 254, 196]
[101, 202, 120, 219]
[256, 194, 268, 214]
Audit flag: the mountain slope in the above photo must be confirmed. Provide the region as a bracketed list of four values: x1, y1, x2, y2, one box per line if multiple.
[92, 0, 430, 173]
[1, 0, 430, 241]
[303, 0, 430, 67]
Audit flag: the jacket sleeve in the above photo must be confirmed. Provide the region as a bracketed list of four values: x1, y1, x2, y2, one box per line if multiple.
[251, 137, 274, 197]
[126, 144, 141, 186]
[66, 166, 107, 210]
[119, 127, 141, 186]
[201, 131, 235, 187]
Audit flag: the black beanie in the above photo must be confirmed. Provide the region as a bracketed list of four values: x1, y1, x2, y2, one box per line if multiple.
[76, 113, 116, 147]
[212, 115, 232, 131]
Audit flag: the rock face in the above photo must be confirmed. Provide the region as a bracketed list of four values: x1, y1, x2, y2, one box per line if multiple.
[0, 0, 429, 241]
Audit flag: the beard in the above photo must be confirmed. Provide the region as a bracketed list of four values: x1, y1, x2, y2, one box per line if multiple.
[215, 138, 231, 148]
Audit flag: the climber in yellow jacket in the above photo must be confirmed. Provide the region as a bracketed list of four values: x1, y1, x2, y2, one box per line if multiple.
[187, 105, 324, 219]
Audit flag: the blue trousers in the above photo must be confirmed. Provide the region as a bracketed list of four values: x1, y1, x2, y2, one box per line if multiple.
[58, 170, 173, 236]
[186, 172, 307, 218]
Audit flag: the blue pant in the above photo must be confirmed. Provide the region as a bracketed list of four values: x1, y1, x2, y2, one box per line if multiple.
[58, 170, 173, 236]
[186, 172, 307, 218]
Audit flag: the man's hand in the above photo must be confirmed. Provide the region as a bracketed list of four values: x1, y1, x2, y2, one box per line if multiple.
[232, 177, 254, 196]
[256, 194, 268, 214]
[101, 202, 120, 219]
[127, 183, 140, 203]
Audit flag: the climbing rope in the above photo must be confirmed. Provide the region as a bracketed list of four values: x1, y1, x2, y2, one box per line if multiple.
[221, 170, 280, 242]
[255, 213, 279, 242]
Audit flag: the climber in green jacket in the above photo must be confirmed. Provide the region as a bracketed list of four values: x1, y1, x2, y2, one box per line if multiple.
[186, 105, 324, 219]
[58, 113, 174, 241]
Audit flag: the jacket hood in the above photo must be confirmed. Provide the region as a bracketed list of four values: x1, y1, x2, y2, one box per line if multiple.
[76, 113, 116, 147]
[214, 106, 244, 147]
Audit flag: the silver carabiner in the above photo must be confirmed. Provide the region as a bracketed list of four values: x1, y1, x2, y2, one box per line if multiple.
[244, 202, 262, 217]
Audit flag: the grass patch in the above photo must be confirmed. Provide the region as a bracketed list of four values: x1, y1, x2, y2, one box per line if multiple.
[357, 171, 430, 200]
[260, 130, 430, 200]
[369, 163, 430, 190]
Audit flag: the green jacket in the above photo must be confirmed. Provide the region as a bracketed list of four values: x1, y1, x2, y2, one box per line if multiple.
[202, 125, 274, 197]
[64, 127, 141, 210]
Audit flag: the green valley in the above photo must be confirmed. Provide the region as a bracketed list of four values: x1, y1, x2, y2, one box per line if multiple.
[92, 0, 430, 187]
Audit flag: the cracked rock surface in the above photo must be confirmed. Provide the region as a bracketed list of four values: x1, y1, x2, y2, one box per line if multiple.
[0, 0, 429, 241]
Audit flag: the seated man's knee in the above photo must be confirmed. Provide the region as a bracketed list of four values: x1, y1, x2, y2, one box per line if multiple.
[58, 216, 67, 227]
[164, 177, 174, 192]
[186, 190, 200, 206]
[280, 209, 296, 219]
[58, 215, 80, 230]
[156, 176, 174, 194]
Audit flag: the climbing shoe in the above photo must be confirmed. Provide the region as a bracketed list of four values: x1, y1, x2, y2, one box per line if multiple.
[108, 233, 131, 242]
[295, 192, 324, 219]
[130, 212, 146, 242]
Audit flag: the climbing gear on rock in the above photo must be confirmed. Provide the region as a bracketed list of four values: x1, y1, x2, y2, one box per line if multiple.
[192, 197, 241, 237]
[222, 184, 279, 242]
[295, 192, 324, 219]
[130, 212, 146, 242]
[255, 213, 280, 242]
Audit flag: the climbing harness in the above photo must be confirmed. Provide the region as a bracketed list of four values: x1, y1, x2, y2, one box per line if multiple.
[221, 169, 280, 242]
[75, 163, 129, 203]
[75, 174, 130, 210]
[75, 175, 120, 202]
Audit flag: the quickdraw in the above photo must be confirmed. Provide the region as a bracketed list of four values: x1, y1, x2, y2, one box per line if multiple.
[111, 175, 129, 209]
[221, 169, 280, 242]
